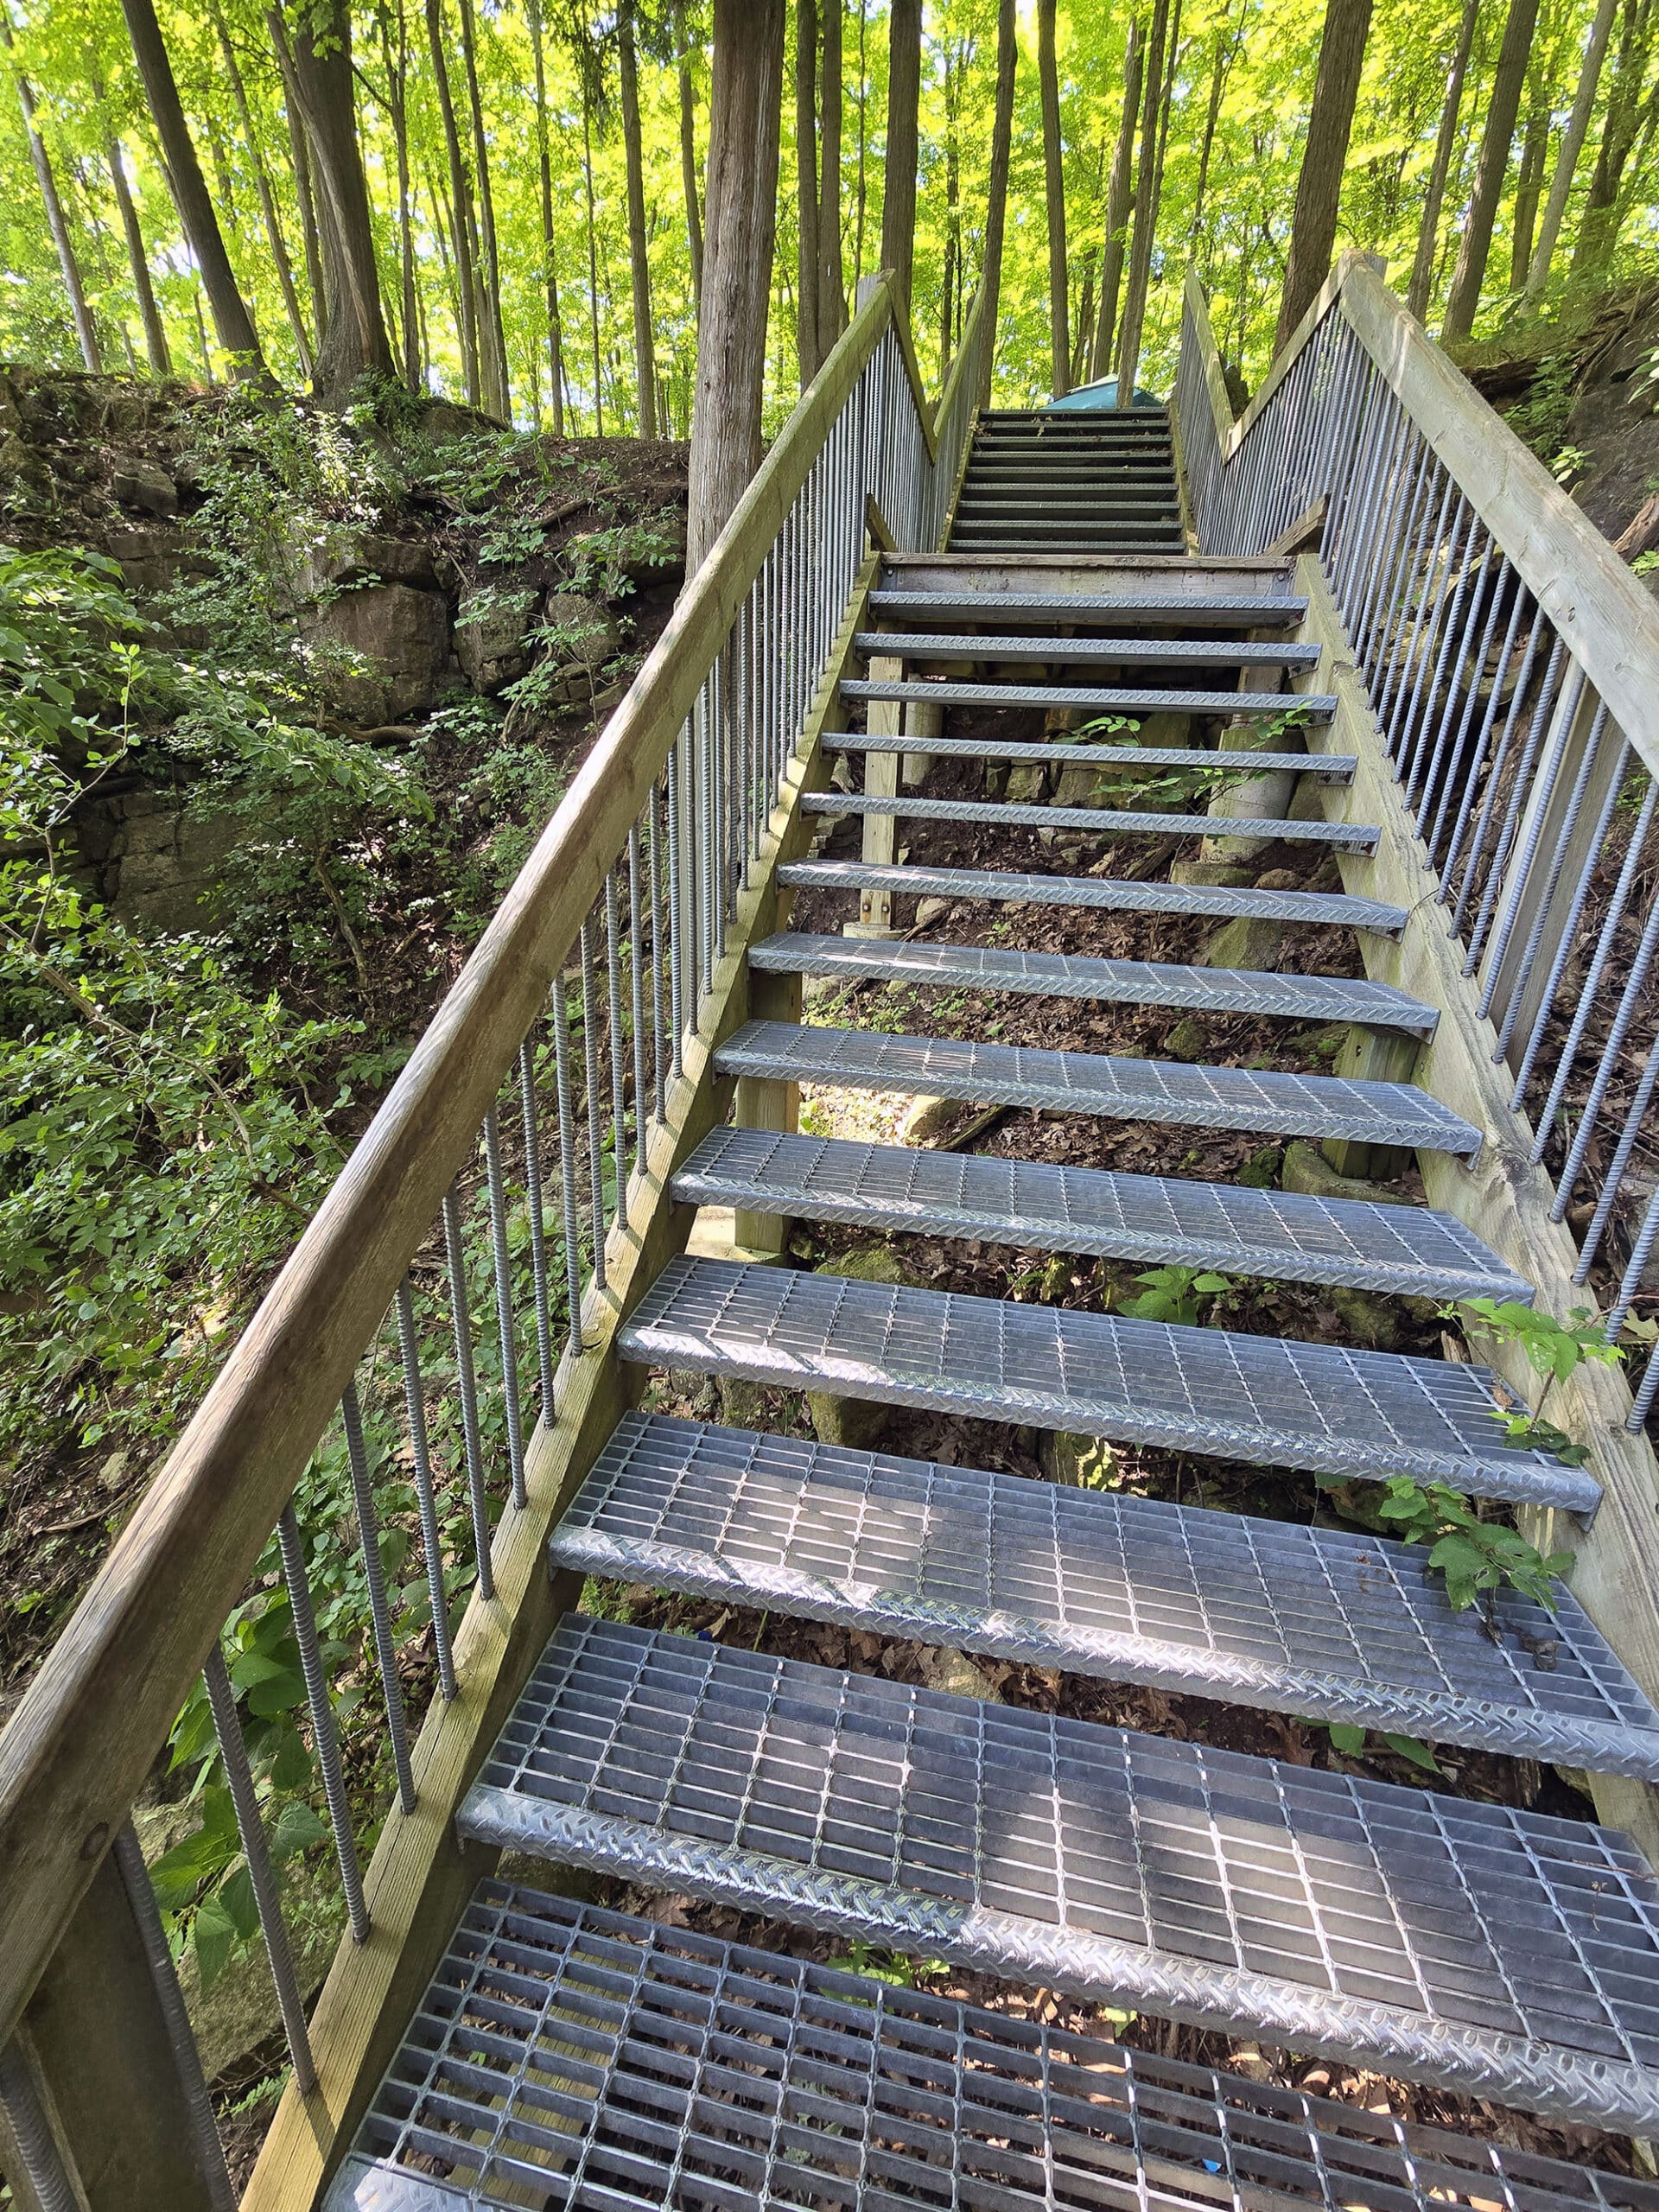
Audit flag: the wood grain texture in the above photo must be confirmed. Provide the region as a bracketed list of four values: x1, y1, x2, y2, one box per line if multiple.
[1183, 267, 1234, 447]
[238, 556, 878, 2212]
[0, 286, 910, 2054]
[1296, 552, 1659, 1864]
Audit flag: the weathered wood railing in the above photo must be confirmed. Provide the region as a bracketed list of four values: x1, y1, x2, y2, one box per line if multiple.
[1173, 254, 1659, 1860]
[0, 271, 989, 2212]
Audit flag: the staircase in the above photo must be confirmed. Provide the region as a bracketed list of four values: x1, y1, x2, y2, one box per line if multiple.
[327, 409, 1659, 2209]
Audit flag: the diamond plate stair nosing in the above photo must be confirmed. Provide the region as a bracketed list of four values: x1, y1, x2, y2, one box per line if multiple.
[334, 1884, 1656, 2212]
[459, 1618, 1659, 2133]
[867, 590, 1308, 626]
[553, 1410, 1656, 1776]
[720, 1018, 1483, 1154]
[822, 729, 1355, 776]
[619, 1255, 1599, 1514]
[854, 630, 1321, 668]
[750, 931, 1437, 1036]
[781, 856, 1402, 931]
[804, 789, 1377, 849]
[840, 677, 1337, 720]
[673, 1126, 1526, 1298]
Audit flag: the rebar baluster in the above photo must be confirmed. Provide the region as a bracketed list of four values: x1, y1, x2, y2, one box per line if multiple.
[518, 1039, 556, 1423]
[440, 1186, 496, 1586]
[1413, 534, 1495, 833]
[648, 788, 666, 1121]
[480, 1103, 528, 1512]
[1476, 667, 1591, 1015]
[627, 826, 648, 1192]
[1552, 892, 1659, 1216]
[111, 1822, 237, 2212]
[276, 1503, 369, 1939]
[1575, 1036, 1659, 1281]
[202, 1644, 317, 2094]
[0, 2040, 82, 2212]
[1511, 744, 1627, 1108]
[1464, 636, 1568, 970]
[1401, 505, 1479, 806]
[604, 870, 628, 1223]
[550, 969, 586, 1357]
[1489, 696, 1608, 1051]
[1427, 559, 1514, 864]
[578, 918, 607, 1291]
[1448, 605, 1547, 935]
[341, 1378, 415, 1812]
[669, 739, 687, 1076]
[1533, 780, 1657, 1160]
[393, 1278, 457, 1700]
[1628, 1339, 1659, 1430]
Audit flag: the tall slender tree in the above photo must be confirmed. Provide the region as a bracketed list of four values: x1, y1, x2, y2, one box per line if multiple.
[213, 2, 313, 378]
[119, 0, 268, 378]
[101, 118, 169, 374]
[528, 0, 565, 429]
[1091, 16, 1142, 378]
[1114, 0, 1169, 405]
[1571, 0, 1659, 278]
[456, 0, 509, 414]
[423, 0, 481, 404]
[283, 0, 394, 404]
[1441, 0, 1541, 340]
[976, 0, 1016, 406]
[1528, 0, 1624, 292]
[1509, 81, 1551, 289]
[817, 0, 844, 359]
[377, 0, 422, 390]
[879, 0, 920, 300]
[688, 0, 785, 569]
[618, 0, 658, 427]
[1406, 0, 1479, 320]
[1037, 0, 1068, 397]
[796, 0, 821, 385]
[1275, 0, 1373, 347]
[2, 12, 103, 373]
[673, 0, 703, 308]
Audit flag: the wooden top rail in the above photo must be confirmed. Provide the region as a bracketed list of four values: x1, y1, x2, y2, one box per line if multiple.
[0, 274, 921, 2053]
[1197, 251, 1659, 784]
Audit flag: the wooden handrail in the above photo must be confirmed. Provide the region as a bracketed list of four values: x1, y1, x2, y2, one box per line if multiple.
[0, 274, 916, 2054]
[933, 280, 988, 445]
[1182, 269, 1234, 448]
[1217, 252, 1659, 782]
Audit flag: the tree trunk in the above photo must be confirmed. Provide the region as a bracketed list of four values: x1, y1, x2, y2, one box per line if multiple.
[104, 130, 169, 373]
[424, 0, 482, 405]
[1509, 88, 1550, 290]
[581, 64, 604, 434]
[529, 0, 565, 430]
[879, 0, 920, 301]
[673, 0, 704, 308]
[2, 18, 101, 372]
[688, 0, 785, 571]
[380, 0, 422, 390]
[619, 0, 658, 428]
[1571, 0, 1655, 279]
[1114, 0, 1169, 404]
[817, 0, 844, 357]
[938, 33, 960, 379]
[118, 0, 266, 377]
[795, 0, 821, 385]
[1527, 0, 1620, 296]
[1441, 0, 1541, 341]
[1406, 0, 1478, 319]
[976, 0, 1017, 406]
[1037, 0, 1068, 396]
[1091, 16, 1142, 378]
[1191, 13, 1236, 238]
[283, 0, 394, 406]
[217, 3, 313, 378]
[456, 0, 509, 416]
[1275, 0, 1373, 348]
[267, 10, 327, 342]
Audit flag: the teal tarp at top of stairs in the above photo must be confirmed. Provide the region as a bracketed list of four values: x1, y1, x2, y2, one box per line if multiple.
[1042, 375, 1163, 410]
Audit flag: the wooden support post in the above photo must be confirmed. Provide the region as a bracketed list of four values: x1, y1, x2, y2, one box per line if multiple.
[901, 696, 942, 790]
[1199, 638, 1298, 864]
[849, 651, 906, 938]
[733, 957, 801, 1259]
[15, 1851, 216, 2212]
[1321, 1024, 1421, 1180]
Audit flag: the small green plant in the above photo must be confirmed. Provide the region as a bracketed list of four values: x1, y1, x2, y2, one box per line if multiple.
[1325, 1721, 1442, 1774]
[1376, 1477, 1571, 1615]
[828, 1941, 947, 1988]
[1123, 1264, 1233, 1327]
[1446, 1297, 1622, 1467]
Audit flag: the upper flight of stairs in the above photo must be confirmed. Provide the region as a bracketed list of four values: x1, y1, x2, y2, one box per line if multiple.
[336, 405, 1659, 2206]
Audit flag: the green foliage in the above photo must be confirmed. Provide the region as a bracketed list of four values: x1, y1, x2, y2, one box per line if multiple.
[1325, 1720, 1442, 1774]
[1376, 1478, 1572, 1614]
[1122, 1265, 1233, 1327]
[828, 1941, 947, 1988]
[1452, 1298, 1621, 1386]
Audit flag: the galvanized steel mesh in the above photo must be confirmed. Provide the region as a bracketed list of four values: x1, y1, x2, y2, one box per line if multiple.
[330, 1880, 1659, 2212]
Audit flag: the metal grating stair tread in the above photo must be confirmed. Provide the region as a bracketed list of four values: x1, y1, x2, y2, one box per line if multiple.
[750, 931, 1437, 1034]
[459, 1618, 1659, 2129]
[840, 677, 1337, 719]
[719, 1018, 1484, 1153]
[868, 588, 1308, 626]
[804, 789, 1377, 848]
[672, 1126, 1528, 1299]
[854, 630, 1321, 668]
[330, 1883, 1659, 2212]
[617, 1257, 1596, 1511]
[822, 728, 1355, 774]
[781, 855, 1403, 931]
[554, 1411, 1657, 1774]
